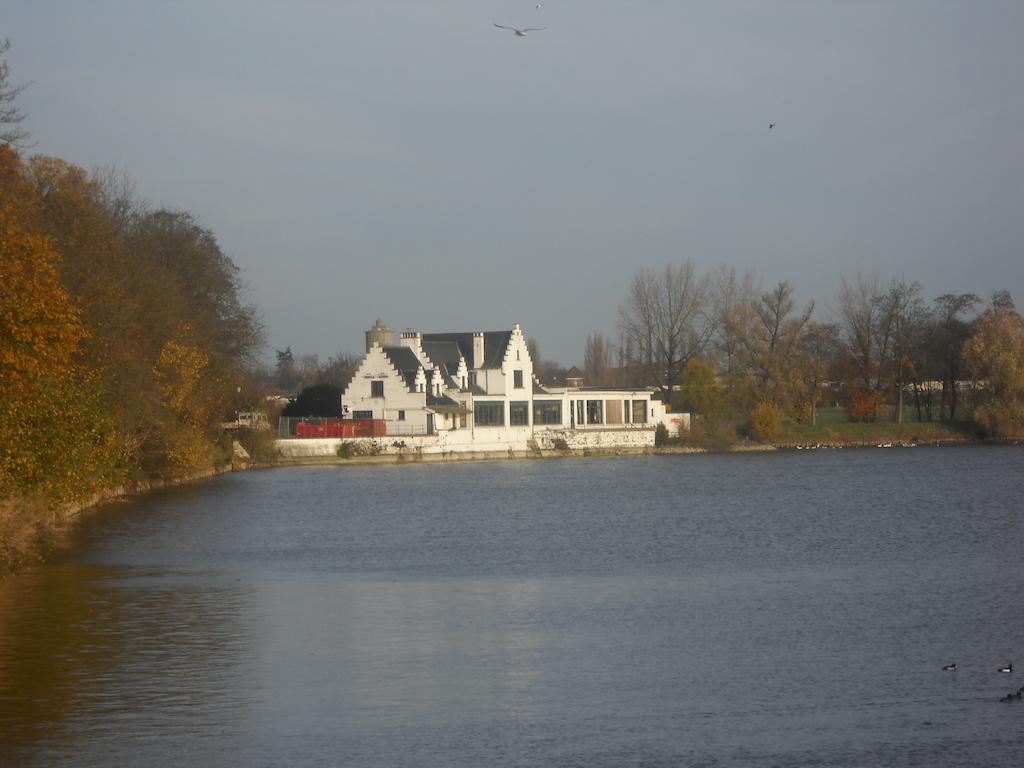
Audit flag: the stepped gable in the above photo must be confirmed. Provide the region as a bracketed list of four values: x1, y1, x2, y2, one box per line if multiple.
[434, 363, 459, 390]
[482, 331, 513, 369]
[381, 346, 424, 392]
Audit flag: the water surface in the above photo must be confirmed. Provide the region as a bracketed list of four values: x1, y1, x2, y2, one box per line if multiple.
[1, 446, 1022, 766]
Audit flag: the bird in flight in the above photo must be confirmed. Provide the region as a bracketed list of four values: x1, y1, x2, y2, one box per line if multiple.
[494, 24, 545, 37]
[769, 123, 777, 129]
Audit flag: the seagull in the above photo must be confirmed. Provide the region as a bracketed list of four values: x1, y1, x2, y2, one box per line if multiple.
[942, 662, 956, 672]
[769, 123, 776, 129]
[536, 2, 544, 8]
[494, 24, 545, 37]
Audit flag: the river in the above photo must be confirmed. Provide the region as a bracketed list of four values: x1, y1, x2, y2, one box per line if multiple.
[1, 446, 1022, 766]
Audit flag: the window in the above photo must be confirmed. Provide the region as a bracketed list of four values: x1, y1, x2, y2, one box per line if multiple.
[514, 370, 523, 389]
[586, 400, 603, 424]
[397, 410, 405, 421]
[353, 410, 373, 419]
[631, 400, 647, 424]
[576, 400, 584, 424]
[510, 401, 529, 425]
[371, 380, 384, 397]
[474, 401, 504, 426]
[533, 400, 562, 425]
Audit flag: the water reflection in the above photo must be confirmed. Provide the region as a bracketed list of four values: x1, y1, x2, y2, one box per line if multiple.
[0, 564, 256, 764]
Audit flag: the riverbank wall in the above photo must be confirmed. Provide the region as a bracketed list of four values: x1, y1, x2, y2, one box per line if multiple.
[275, 426, 657, 462]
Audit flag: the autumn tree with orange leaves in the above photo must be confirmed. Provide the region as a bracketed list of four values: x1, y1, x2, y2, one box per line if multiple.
[964, 300, 1024, 437]
[0, 147, 118, 503]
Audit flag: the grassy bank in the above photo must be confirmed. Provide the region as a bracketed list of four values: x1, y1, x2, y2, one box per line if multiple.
[679, 407, 980, 451]
[776, 419, 974, 446]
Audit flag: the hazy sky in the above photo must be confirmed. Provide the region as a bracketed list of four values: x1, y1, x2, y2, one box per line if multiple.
[5, 1, 1023, 364]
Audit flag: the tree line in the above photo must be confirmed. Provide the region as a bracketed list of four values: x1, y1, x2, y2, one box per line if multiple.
[586, 263, 1023, 440]
[0, 143, 263, 511]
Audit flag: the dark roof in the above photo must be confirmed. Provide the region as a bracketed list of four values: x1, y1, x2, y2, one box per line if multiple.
[382, 346, 422, 373]
[434, 362, 459, 390]
[421, 330, 514, 370]
[381, 346, 424, 393]
[532, 379, 550, 395]
[426, 393, 460, 407]
[421, 340, 464, 369]
[483, 331, 513, 369]
[421, 333, 475, 363]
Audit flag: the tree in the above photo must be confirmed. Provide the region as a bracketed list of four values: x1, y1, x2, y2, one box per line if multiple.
[527, 337, 546, 382]
[0, 153, 118, 501]
[619, 262, 714, 398]
[275, 347, 297, 390]
[837, 274, 888, 390]
[933, 293, 979, 421]
[125, 210, 264, 372]
[963, 300, 1024, 437]
[878, 281, 928, 423]
[727, 281, 814, 408]
[149, 329, 212, 472]
[282, 385, 343, 418]
[0, 40, 30, 148]
[709, 265, 756, 390]
[800, 321, 841, 425]
[584, 333, 614, 387]
[319, 351, 360, 390]
[680, 358, 722, 437]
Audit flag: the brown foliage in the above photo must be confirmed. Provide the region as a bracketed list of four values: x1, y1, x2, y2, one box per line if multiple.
[749, 400, 783, 442]
[847, 388, 885, 423]
[964, 307, 1024, 437]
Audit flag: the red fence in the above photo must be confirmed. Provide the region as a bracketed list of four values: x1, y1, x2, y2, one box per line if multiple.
[287, 418, 387, 438]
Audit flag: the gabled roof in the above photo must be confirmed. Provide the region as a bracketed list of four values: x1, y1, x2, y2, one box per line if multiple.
[433, 361, 460, 391]
[381, 346, 424, 393]
[421, 333, 475, 363]
[482, 331, 513, 369]
[421, 340, 464, 369]
[382, 346, 422, 373]
[421, 330, 514, 370]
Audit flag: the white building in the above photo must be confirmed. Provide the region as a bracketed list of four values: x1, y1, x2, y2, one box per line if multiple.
[335, 322, 672, 453]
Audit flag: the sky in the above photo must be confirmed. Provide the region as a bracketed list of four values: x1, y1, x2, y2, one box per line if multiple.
[4, 1, 1023, 365]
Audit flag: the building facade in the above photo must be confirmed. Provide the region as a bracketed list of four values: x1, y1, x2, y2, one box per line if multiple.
[337, 322, 671, 452]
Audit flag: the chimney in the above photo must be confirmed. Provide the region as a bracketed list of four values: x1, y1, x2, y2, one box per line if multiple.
[400, 330, 423, 360]
[472, 331, 484, 370]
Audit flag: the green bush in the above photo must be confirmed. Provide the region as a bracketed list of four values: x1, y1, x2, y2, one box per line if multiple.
[655, 423, 670, 446]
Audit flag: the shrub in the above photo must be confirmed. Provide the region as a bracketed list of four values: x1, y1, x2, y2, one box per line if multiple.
[847, 388, 885, 423]
[337, 441, 354, 459]
[237, 427, 279, 464]
[749, 401, 782, 442]
[654, 423, 670, 447]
